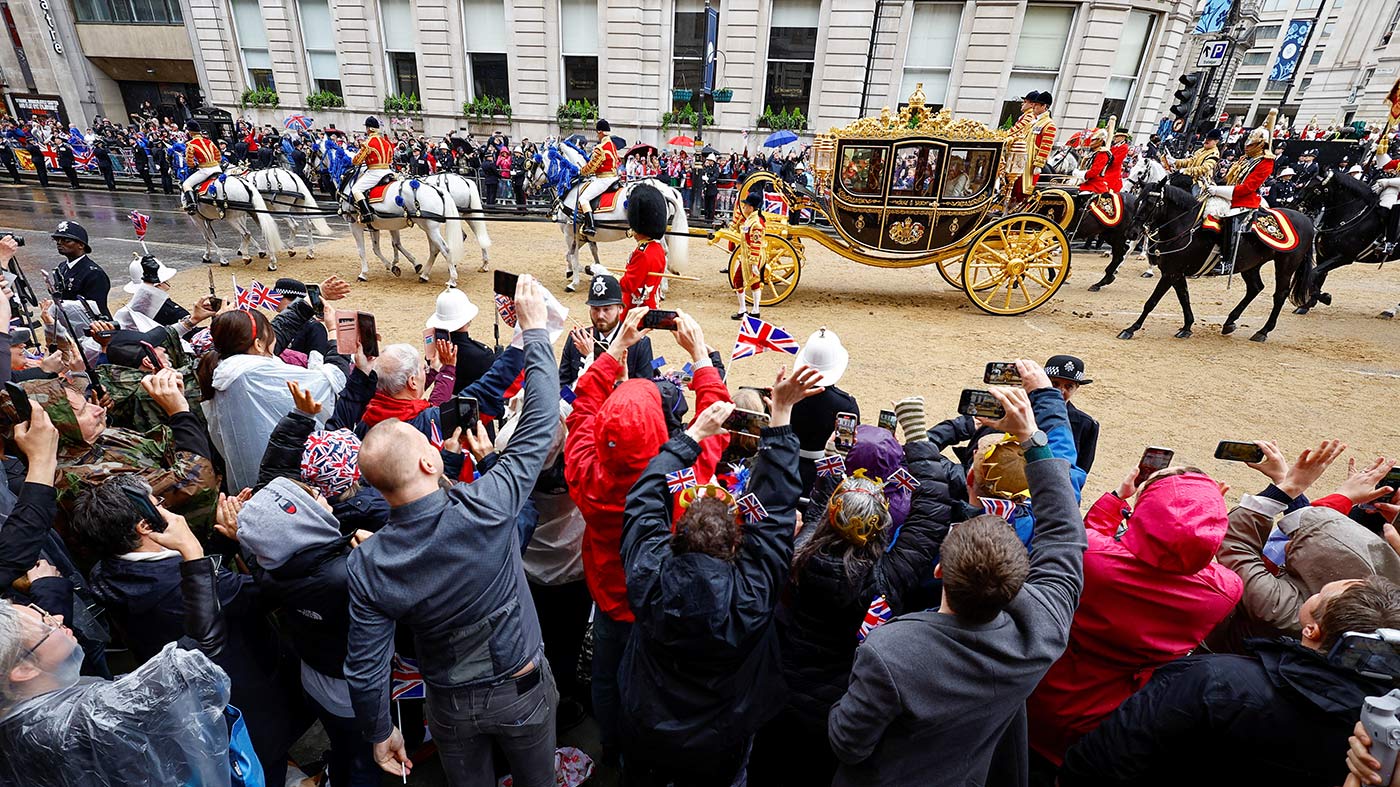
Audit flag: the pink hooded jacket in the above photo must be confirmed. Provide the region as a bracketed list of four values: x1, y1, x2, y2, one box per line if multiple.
[1027, 472, 1244, 764]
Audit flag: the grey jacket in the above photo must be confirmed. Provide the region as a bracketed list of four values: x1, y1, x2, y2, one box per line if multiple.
[827, 457, 1086, 787]
[344, 328, 559, 743]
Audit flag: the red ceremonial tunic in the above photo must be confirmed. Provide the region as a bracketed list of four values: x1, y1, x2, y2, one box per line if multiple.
[621, 240, 667, 313]
[1078, 150, 1113, 194]
[1226, 157, 1274, 209]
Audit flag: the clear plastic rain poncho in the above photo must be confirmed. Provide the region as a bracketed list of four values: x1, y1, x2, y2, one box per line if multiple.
[0, 643, 234, 786]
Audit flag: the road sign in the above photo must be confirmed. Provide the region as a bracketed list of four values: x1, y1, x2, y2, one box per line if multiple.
[1198, 39, 1230, 67]
[1219, 112, 1230, 122]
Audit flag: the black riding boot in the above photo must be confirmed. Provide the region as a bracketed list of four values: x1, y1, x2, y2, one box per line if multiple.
[582, 211, 597, 236]
[1386, 206, 1400, 258]
[356, 197, 374, 223]
[181, 190, 197, 215]
[1214, 216, 1239, 276]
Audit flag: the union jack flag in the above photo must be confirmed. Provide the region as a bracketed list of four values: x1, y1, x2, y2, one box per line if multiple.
[390, 654, 425, 700]
[234, 280, 282, 311]
[982, 497, 1018, 520]
[428, 418, 444, 449]
[816, 454, 846, 479]
[736, 492, 767, 523]
[666, 466, 697, 493]
[41, 145, 58, 169]
[857, 594, 893, 643]
[560, 385, 577, 404]
[494, 293, 517, 328]
[73, 147, 94, 170]
[731, 314, 800, 362]
[888, 468, 921, 492]
[763, 192, 789, 217]
[128, 211, 150, 239]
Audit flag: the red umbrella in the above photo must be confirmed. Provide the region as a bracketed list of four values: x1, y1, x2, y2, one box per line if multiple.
[1065, 129, 1090, 147]
[668, 135, 695, 147]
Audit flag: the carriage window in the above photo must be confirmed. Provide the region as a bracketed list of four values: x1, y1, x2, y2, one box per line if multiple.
[891, 144, 939, 198]
[942, 149, 994, 199]
[838, 146, 886, 196]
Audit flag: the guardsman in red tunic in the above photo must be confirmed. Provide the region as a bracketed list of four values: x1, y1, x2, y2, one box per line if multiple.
[1075, 124, 1114, 195]
[620, 183, 669, 313]
[1106, 129, 1130, 192]
[1206, 109, 1277, 274]
[181, 120, 222, 214]
[1005, 91, 1057, 207]
[350, 116, 396, 222]
[576, 119, 620, 236]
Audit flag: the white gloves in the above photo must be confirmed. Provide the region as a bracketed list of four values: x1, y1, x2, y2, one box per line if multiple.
[1208, 185, 1232, 199]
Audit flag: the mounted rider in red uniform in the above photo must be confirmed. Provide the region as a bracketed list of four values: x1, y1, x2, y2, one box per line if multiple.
[1205, 109, 1278, 275]
[576, 119, 620, 237]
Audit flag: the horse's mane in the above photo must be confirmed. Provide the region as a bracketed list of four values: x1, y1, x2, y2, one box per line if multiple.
[1160, 182, 1197, 211]
[1328, 169, 1377, 202]
[561, 141, 589, 162]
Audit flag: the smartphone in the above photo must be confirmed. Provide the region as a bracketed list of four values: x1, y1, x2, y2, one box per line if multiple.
[877, 409, 898, 432]
[1380, 467, 1400, 491]
[121, 488, 166, 532]
[642, 309, 679, 331]
[305, 284, 324, 317]
[1329, 629, 1400, 682]
[6, 381, 30, 424]
[205, 269, 222, 311]
[493, 270, 520, 299]
[433, 328, 452, 343]
[958, 388, 1006, 419]
[335, 310, 359, 354]
[984, 362, 1021, 386]
[1138, 446, 1174, 480]
[356, 312, 379, 358]
[86, 325, 115, 340]
[138, 342, 164, 372]
[834, 412, 858, 451]
[722, 407, 769, 438]
[1214, 440, 1265, 464]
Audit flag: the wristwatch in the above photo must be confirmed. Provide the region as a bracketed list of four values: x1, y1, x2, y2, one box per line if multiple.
[1020, 430, 1052, 463]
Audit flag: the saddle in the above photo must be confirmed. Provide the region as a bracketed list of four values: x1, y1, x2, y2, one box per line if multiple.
[586, 178, 623, 212]
[1202, 209, 1301, 253]
[367, 179, 396, 203]
[1087, 192, 1124, 228]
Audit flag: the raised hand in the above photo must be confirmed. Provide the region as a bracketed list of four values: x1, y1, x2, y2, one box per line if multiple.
[1245, 440, 1288, 485]
[978, 386, 1038, 443]
[1015, 359, 1053, 392]
[686, 400, 736, 443]
[319, 275, 351, 301]
[214, 492, 243, 542]
[286, 380, 323, 416]
[1277, 439, 1346, 498]
[513, 274, 548, 331]
[141, 368, 189, 416]
[1334, 456, 1397, 506]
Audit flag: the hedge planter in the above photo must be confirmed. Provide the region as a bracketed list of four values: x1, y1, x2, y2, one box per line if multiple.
[713, 89, 733, 103]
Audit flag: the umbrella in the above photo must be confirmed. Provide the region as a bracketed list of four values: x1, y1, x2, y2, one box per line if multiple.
[1065, 129, 1089, 147]
[611, 135, 627, 149]
[668, 135, 695, 147]
[763, 130, 798, 148]
[623, 142, 658, 159]
[564, 133, 589, 147]
[700, 145, 719, 157]
[283, 114, 313, 132]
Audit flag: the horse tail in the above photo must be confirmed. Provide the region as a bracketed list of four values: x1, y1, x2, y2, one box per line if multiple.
[461, 175, 492, 250]
[666, 187, 689, 271]
[244, 181, 285, 254]
[440, 185, 464, 265]
[1288, 220, 1315, 308]
[287, 170, 332, 236]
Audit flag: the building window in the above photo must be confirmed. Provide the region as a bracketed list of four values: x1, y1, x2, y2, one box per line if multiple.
[1243, 50, 1271, 65]
[74, 0, 183, 23]
[1384, 2, 1400, 45]
[1297, 0, 1321, 8]
[1001, 4, 1074, 126]
[901, 2, 963, 108]
[561, 0, 599, 103]
[1233, 77, 1261, 93]
[1322, 20, 1335, 36]
[1299, 76, 1312, 93]
[463, 0, 510, 101]
[381, 0, 417, 96]
[1264, 79, 1289, 93]
[1255, 24, 1282, 39]
[764, 0, 819, 114]
[1309, 48, 1325, 64]
[1262, 0, 1289, 11]
[230, 0, 273, 90]
[673, 0, 719, 111]
[1099, 10, 1155, 123]
[298, 0, 340, 96]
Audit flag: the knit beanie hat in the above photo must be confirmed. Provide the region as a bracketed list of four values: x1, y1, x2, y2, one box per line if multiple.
[893, 396, 927, 441]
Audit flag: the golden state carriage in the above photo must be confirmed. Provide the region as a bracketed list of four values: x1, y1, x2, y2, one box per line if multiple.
[712, 85, 1076, 315]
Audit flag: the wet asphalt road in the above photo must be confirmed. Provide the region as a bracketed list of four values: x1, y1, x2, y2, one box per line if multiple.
[0, 180, 343, 282]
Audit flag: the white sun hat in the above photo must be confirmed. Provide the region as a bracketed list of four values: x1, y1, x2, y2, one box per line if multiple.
[424, 287, 479, 331]
[122, 254, 177, 294]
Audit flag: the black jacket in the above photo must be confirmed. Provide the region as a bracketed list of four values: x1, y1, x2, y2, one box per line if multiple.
[94, 148, 113, 171]
[451, 329, 497, 392]
[57, 145, 74, 168]
[620, 427, 799, 764]
[248, 536, 357, 681]
[53, 255, 112, 317]
[1065, 401, 1099, 474]
[558, 330, 654, 389]
[780, 438, 965, 729]
[1060, 638, 1392, 787]
[25, 141, 45, 170]
[792, 387, 860, 495]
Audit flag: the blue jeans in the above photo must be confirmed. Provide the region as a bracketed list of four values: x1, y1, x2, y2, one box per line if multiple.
[590, 607, 632, 753]
[315, 704, 380, 787]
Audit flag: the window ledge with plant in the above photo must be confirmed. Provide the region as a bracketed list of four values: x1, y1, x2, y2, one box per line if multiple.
[757, 105, 806, 131]
[384, 93, 423, 114]
[464, 96, 513, 122]
[306, 90, 344, 111]
[239, 87, 280, 109]
[556, 99, 599, 130]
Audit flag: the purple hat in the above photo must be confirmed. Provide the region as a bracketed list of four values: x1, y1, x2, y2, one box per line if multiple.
[847, 425, 912, 527]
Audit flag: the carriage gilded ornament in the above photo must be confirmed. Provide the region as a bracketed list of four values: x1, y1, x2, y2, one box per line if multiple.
[712, 84, 1075, 315]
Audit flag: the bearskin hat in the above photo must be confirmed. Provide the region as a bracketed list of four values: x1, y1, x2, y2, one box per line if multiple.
[627, 183, 668, 240]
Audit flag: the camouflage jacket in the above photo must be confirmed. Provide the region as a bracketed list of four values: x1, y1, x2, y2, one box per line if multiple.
[96, 325, 205, 435]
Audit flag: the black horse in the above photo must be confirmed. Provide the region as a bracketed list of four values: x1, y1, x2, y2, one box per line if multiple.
[1293, 168, 1393, 313]
[1118, 180, 1314, 342]
[1073, 192, 1138, 291]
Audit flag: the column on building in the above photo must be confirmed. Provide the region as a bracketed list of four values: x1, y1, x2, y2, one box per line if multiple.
[1133, 5, 1193, 135]
[810, 0, 876, 127]
[186, 0, 243, 106]
[602, 0, 664, 135]
[1058, 5, 1126, 134]
[951, 0, 1021, 124]
[260, 0, 307, 106]
[511, 0, 561, 134]
[331, 0, 383, 109]
[419, 0, 465, 119]
[717, 0, 762, 131]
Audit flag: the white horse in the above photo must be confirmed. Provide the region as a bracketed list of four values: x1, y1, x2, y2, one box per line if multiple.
[529, 141, 689, 293]
[335, 167, 465, 285]
[1126, 156, 1169, 194]
[421, 172, 493, 273]
[190, 173, 288, 271]
[243, 168, 333, 259]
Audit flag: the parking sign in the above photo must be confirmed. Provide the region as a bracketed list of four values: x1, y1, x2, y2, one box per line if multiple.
[1198, 39, 1230, 67]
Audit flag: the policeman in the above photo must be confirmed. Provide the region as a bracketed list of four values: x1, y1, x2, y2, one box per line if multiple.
[181, 120, 222, 213]
[51, 221, 112, 317]
[0, 137, 21, 184]
[57, 140, 80, 190]
[575, 119, 619, 236]
[349, 116, 395, 223]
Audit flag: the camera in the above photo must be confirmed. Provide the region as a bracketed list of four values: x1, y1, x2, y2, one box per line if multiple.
[1332, 629, 1400, 785]
[1, 233, 25, 247]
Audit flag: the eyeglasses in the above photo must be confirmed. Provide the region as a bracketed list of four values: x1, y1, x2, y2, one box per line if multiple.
[20, 604, 61, 661]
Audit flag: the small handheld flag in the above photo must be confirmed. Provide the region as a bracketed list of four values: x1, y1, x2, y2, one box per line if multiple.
[982, 497, 1018, 519]
[731, 314, 800, 362]
[666, 467, 698, 494]
[128, 211, 150, 239]
[889, 467, 921, 492]
[857, 594, 893, 642]
[651, 355, 667, 370]
[816, 454, 846, 479]
[494, 293, 518, 328]
[234, 279, 282, 311]
[736, 492, 767, 523]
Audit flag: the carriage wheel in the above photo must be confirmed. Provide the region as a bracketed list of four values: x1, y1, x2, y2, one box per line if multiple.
[727, 237, 803, 307]
[960, 213, 1070, 316]
[935, 252, 964, 288]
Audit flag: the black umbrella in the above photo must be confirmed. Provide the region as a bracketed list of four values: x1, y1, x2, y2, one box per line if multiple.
[700, 145, 719, 157]
[564, 133, 588, 147]
[611, 134, 627, 149]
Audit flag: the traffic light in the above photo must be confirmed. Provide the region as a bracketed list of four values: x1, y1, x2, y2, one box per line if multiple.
[1171, 72, 1203, 120]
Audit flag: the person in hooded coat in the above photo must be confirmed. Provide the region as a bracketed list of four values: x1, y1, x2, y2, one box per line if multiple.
[1026, 466, 1243, 767]
[1059, 574, 1400, 787]
[563, 307, 730, 763]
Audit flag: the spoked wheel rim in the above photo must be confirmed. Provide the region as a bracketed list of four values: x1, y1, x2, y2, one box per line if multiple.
[728, 238, 803, 307]
[961, 214, 1070, 315]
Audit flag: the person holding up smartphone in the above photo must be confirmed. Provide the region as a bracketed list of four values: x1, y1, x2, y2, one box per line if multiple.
[424, 287, 495, 393]
[560, 273, 655, 388]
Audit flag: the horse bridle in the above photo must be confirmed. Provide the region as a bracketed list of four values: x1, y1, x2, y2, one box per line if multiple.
[1308, 170, 1377, 237]
[1138, 187, 1203, 256]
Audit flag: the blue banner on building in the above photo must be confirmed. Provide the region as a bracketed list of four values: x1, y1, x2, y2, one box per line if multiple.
[1194, 0, 1232, 34]
[1270, 19, 1312, 82]
[702, 5, 719, 93]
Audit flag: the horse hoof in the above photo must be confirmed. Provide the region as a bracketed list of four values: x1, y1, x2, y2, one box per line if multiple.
[241, 257, 253, 266]
[414, 264, 423, 274]
[1318, 292, 1333, 306]
[565, 283, 577, 293]
[201, 256, 214, 265]
[1292, 306, 1309, 315]
[1174, 328, 1192, 339]
[286, 250, 297, 258]
[478, 263, 490, 273]
[219, 261, 230, 267]
[1140, 270, 1155, 278]
[1088, 276, 1113, 292]
[258, 251, 267, 259]
[1116, 329, 1135, 340]
[357, 275, 368, 283]
[1249, 332, 1269, 343]
[391, 266, 402, 278]
[1379, 310, 1396, 320]
[1221, 323, 1236, 335]
[267, 263, 277, 272]
[418, 276, 430, 284]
